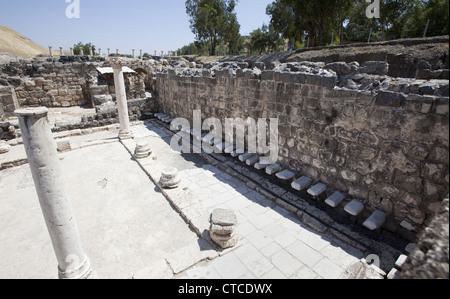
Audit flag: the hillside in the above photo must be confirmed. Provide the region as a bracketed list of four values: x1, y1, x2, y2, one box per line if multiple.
[0, 26, 48, 62]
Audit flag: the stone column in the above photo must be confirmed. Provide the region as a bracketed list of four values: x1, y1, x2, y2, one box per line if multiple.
[70, 47, 74, 56]
[132, 49, 135, 58]
[98, 48, 102, 56]
[14, 107, 94, 279]
[154, 50, 157, 56]
[89, 47, 93, 56]
[139, 49, 143, 59]
[48, 46, 53, 57]
[116, 48, 119, 55]
[80, 47, 84, 56]
[59, 47, 64, 56]
[107, 48, 111, 56]
[108, 58, 134, 140]
[161, 51, 164, 57]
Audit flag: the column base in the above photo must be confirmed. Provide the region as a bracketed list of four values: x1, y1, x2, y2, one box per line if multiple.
[119, 130, 134, 140]
[58, 255, 96, 279]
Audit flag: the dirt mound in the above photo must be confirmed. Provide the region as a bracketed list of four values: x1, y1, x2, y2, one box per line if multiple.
[0, 26, 47, 60]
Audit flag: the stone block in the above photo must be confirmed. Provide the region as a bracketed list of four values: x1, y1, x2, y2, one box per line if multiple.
[307, 183, 327, 197]
[363, 211, 387, 230]
[265, 163, 282, 175]
[254, 162, 268, 170]
[291, 176, 312, 191]
[325, 191, 346, 208]
[275, 169, 296, 181]
[394, 254, 408, 269]
[358, 61, 389, 75]
[375, 90, 405, 107]
[344, 199, 365, 216]
[239, 152, 254, 162]
[387, 268, 401, 279]
[246, 155, 259, 166]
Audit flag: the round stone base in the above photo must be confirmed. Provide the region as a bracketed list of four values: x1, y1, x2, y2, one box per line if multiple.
[119, 130, 134, 140]
[210, 231, 239, 249]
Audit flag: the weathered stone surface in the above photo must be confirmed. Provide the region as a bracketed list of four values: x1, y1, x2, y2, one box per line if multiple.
[0, 140, 11, 154]
[358, 61, 389, 75]
[401, 198, 449, 279]
[160, 167, 181, 189]
[211, 209, 237, 227]
[344, 199, 365, 216]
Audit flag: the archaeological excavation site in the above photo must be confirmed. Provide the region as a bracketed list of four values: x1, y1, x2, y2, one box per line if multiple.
[0, 36, 449, 280]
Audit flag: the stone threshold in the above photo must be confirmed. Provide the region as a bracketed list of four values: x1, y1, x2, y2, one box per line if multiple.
[145, 118, 405, 275]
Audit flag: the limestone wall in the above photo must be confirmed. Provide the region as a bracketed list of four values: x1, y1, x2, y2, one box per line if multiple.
[153, 61, 449, 236]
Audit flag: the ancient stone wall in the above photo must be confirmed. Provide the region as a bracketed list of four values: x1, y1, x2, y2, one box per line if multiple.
[153, 60, 449, 237]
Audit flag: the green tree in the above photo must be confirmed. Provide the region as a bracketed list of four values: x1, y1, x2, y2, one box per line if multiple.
[266, 0, 355, 47]
[249, 24, 284, 54]
[185, 0, 241, 56]
[73, 42, 96, 55]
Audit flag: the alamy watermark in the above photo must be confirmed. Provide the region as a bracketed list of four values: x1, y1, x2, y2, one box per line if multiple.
[170, 110, 279, 165]
[65, 0, 80, 19]
[366, 0, 380, 19]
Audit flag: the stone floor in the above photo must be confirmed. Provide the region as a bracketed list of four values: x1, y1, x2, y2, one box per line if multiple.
[0, 120, 381, 279]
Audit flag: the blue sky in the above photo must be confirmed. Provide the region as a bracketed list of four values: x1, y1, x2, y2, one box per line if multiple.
[0, 0, 274, 54]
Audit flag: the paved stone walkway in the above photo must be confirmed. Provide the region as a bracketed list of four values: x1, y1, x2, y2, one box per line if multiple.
[125, 121, 368, 279]
[0, 119, 382, 279]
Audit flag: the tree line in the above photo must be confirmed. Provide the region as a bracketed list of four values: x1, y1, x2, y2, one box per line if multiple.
[180, 0, 449, 56]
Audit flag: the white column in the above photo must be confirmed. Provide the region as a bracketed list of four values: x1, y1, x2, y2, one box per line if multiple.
[132, 49, 135, 58]
[70, 47, 74, 56]
[154, 50, 157, 56]
[59, 47, 64, 56]
[161, 51, 164, 57]
[89, 47, 93, 56]
[14, 107, 94, 279]
[108, 58, 134, 140]
[48, 46, 53, 57]
[116, 48, 119, 55]
[79, 47, 84, 56]
[107, 48, 111, 56]
[139, 49, 143, 59]
[98, 48, 102, 56]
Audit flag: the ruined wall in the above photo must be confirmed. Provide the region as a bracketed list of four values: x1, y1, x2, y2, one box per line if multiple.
[154, 60, 449, 235]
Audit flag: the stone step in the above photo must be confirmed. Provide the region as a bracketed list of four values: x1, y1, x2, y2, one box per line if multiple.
[239, 153, 254, 162]
[254, 162, 268, 170]
[325, 191, 346, 208]
[363, 211, 387, 230]
[291, 176, 312, 191]
[246, 155, 259, 166]
[163, 118, 173, 124]
[275, 170, 296, 181]
[231, 149, 245, 158]
[307, 183, 327, 197]
[344, 199, 365, 216]
[266, 163, 282, 175]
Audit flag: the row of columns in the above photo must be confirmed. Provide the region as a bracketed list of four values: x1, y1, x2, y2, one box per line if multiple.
[48, 46, 178, 58]
[14, 57, 133, 279]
